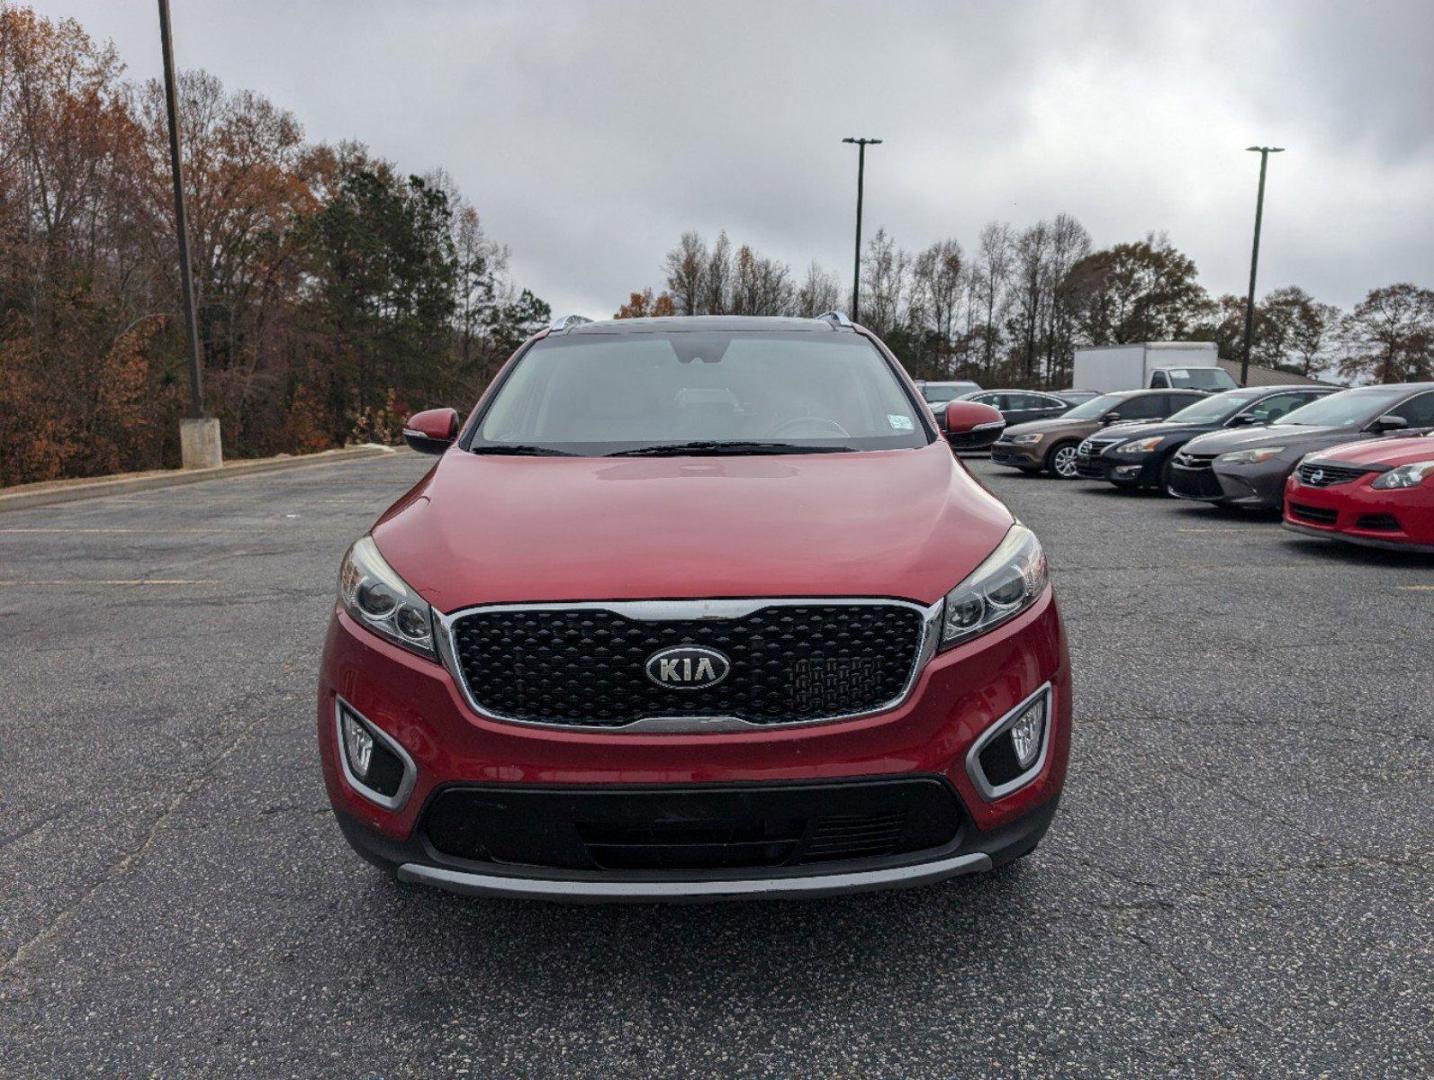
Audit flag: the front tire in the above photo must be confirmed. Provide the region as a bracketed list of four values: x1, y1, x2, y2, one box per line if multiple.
[1045, 441, 1079, 479]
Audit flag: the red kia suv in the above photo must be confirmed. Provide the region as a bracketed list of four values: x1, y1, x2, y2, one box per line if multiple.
[318, 313, 1070, 901]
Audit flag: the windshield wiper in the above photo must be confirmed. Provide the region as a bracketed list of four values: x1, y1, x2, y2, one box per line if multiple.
[610, 440, 856, 457]
[469, 444, 576, 456]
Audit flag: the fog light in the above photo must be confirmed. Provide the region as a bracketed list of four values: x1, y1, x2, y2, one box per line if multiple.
[335, 700, 416, 809]
[1009, 697, 1046, 769]
[968, 684, 1052, 800]
[341, 710, 374, 779]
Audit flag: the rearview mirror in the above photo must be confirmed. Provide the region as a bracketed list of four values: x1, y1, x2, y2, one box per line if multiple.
[1371, 414, 1408, 433]
[403, 407, 460, 454]
[943, 400, 1005, 451]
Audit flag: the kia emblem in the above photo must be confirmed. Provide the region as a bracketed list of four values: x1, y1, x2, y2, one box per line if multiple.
[645, 646, 731, 690]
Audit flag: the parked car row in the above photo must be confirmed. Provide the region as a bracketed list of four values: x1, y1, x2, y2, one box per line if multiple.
[990, 388, 1212, 478]
[987, 382, 1434, 554]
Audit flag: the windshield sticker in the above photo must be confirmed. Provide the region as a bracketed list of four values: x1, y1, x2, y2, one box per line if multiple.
[888, 414, 915, 431]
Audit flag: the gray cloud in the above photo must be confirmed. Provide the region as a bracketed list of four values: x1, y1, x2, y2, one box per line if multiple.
[39, 0, 1434, 314]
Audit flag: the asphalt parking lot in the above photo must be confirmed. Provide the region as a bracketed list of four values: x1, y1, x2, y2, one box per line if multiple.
[1, 452, 1430, 1078]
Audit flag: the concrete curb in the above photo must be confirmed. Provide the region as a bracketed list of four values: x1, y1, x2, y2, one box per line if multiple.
[0, 444, 404, 514]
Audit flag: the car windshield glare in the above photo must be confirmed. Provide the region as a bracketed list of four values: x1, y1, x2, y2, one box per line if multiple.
[1060, 393, 1128, 420]
[1162, 367, 1237, 391]
[1165, 391, 1261, 425]
[473, 331, 930, 455]
[1276, 388, 1407, 428]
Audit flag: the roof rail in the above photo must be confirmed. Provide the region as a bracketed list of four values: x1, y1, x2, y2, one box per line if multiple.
[815, 311, 852, 328]
[548, 314, 594, 333]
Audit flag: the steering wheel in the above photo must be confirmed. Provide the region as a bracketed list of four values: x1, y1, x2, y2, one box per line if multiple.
[774, 416, 851, 439]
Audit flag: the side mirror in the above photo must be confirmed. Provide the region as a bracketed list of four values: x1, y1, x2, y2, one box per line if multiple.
[1227, 413, 1259, 427]
[943, 400, 1006, 451]
[1100, 411, 1122, 425]
[1371, 414, 1408, 433]
[403, 407, 460, 454]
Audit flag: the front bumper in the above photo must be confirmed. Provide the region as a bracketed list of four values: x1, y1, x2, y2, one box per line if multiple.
[1168, 458, 1289, 508]
[1074, 451, 1157, 486]
[1283, 476, 1434, 552]
[990, 441, 1044, 469]
[318, 590, 1070, 901]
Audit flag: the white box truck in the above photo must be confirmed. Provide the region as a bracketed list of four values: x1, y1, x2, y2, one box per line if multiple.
[1072, 342, 1236, 393]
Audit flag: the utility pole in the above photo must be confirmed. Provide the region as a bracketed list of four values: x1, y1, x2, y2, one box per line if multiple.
[842, 137, 881, 323]
[158, 0, 220, 467]
[1240, 146, 1283, 387]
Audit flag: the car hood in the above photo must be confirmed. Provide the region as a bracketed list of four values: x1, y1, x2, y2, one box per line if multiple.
[1183, 423, 1360, 455]
[370, 443, 1016, 611]
[1313, 432, 1434, 468]
[1003, 417, 1099, 437]
[1091, 419, 1214, 442]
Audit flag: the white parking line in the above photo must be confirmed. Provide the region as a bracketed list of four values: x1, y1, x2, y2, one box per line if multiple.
[0, 528, 228, 535]
[0, 579, 222, 587]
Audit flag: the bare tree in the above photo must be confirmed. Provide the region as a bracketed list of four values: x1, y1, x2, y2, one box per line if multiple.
[1336, 284, 1434, 384]
[663, 230, 707, 316]
[975, 222, 1014, 377]
[795, 261, 842, 317]
[730, 243, 793, 315]
[1011, 221, 1051, 381]
[859, 227, 909, 338]
[1042, 213, 1091, 385]
[702, 230, 733, 315]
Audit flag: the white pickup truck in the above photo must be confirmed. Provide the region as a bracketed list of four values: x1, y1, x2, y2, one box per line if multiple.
[1072, 343, 1236, 393]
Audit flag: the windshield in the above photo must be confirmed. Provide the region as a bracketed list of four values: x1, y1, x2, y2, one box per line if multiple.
[921, 383, 972, 403]
[473, 331, 930, 455]
[1276, 387, 1406, 428]
[1060, 392, 1128, 421]
[1165, 390, 1262, 425]
[1162, 367, 1237, 391]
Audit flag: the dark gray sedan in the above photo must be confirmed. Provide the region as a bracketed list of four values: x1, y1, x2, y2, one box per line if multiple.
[959, 389, 1073, 427]
[1168, 383, 1434, 508]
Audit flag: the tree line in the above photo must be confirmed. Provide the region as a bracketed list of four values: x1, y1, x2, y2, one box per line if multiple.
[0, 5, 548, 486]
[618, 226, 1433, 390]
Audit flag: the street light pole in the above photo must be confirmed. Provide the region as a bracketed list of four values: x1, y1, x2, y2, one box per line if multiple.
[1240, 145, 1283, 387]
[842, 137, 881, 323]
[158, 0, 221, 468]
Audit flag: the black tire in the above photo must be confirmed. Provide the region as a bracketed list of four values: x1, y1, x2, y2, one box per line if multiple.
[1158, 456, 1178, 496]
[1044, 441, 1079, 479]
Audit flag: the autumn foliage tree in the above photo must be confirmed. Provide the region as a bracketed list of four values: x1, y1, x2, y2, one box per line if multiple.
[0, 4, 545, 485]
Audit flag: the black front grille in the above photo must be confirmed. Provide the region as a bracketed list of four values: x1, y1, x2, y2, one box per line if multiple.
[449, 603, 926, 727]
[422, 779, 963, 871]
[1298, 462, 1373, 487]
[1290, 502, 1338, 525]
[1078, 437, 1120, 458]
[1169, 453, 1223, 498]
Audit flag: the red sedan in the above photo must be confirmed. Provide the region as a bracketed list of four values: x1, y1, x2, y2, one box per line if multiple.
[1284, 433, 1434, 553]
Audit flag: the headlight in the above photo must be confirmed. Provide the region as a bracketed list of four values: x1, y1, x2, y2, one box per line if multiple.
[1007, 433, 1044, 445]
[941, 525, 1048, 648]
[338, 536, 436, 658]
[1218, 446, 1286, 465]
[1371, 460, 1434, 489]
[1115, 437, 1164, 455]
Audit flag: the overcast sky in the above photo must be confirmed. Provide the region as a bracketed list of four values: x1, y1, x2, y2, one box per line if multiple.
[34, 0, 1434, 317]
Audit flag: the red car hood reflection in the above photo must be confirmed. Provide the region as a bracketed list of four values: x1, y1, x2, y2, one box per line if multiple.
[371, 443, 1015, 611]
[1313, 433, 1434, 468]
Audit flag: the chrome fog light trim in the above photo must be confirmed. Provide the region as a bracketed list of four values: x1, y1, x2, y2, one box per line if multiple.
[334, 697, 417, 811]
[965, 683, 1053, 801]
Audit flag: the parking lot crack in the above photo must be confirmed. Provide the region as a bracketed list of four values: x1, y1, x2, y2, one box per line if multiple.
[0, 695, 276, 981]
